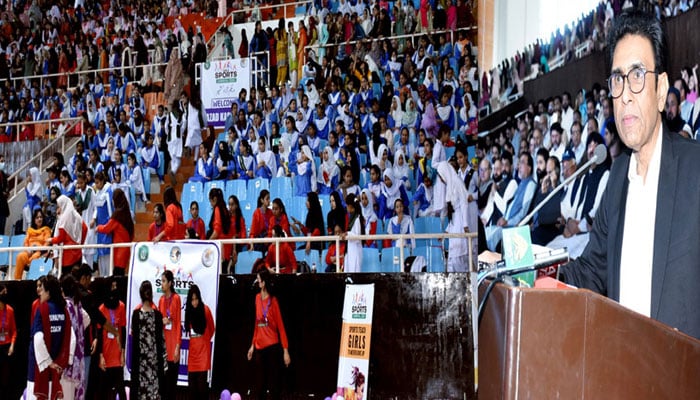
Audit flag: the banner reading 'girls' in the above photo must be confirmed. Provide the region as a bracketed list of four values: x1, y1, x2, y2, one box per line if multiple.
[125, 241, 220, 385]
[336, 284, 375, 400]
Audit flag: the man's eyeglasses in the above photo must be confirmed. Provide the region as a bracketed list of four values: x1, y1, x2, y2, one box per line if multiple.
[607, 67, 658, 99]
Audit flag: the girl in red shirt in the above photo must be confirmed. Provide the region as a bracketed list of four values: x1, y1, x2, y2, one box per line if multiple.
[148, 204, 166, 241]
[0, 284, 17, 395]
[325, 223, 347, 273]
[207, 188, 232, 269]
[153, 186, 186, 242]
[47, 195, 87, 276]
[97, 188, 134, 276]
[268, 198, 291, 238]
[185, 284, 215, 399]
[228, 195, 247, 272]
[247, 269, 290, 400]
[249, 189, 272, 252]
[186, 201, 206, 240]
[158, 270, 182, 400]
[265, 225, 297, 274]
[98, 279, 127, 400]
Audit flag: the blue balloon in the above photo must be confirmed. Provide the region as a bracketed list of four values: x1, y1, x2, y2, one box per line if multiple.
[220, 389, 232, 400]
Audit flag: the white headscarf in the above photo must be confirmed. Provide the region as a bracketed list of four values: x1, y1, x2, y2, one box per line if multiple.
[27, 167, 44, 197]
[390, 95, 403, 125]
[392, 149, 410, 187]
[372, 143, 390, 170]
[437, 161, 468, 206]
[320, 146, 339, 186]
[55, 194, 83, 243]
[299, 145, 318, 192]
[360, 188, 378, 224]
[381, 169, 401, 209]
[402, 98, 418, 127]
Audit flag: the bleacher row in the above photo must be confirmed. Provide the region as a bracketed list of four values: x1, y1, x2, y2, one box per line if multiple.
[181, 176, 451, 272]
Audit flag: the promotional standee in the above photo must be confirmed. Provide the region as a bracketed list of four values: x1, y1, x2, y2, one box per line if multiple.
[200, 58, 251, 127]
[336, 284, 375, 399]
[125, 241, 220, 384]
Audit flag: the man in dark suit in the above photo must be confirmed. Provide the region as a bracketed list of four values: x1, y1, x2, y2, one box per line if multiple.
[561, 10, 700, 340]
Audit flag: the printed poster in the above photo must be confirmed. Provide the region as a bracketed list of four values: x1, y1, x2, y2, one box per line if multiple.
[125, 241, 220, 385]
[336, 284, 375, 400]
[200, 58, 251, 127]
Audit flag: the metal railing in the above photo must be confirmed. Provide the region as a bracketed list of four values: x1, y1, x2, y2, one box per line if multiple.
[304, 26, 477, 54]
[0, 232, 476, 280]
[5, 117, 82, 199]
[10, 48, 166, 93]
[206, 0, 312, 56]
[250, 51, 271, 88]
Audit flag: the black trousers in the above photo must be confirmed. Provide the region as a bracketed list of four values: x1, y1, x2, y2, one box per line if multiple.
[164, 360, 179, 399]
[254, 344, 283, 400]
[188, 371, 209, 399]
[101, 366, 126, 400]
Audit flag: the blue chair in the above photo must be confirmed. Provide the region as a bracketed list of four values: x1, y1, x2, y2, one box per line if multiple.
[226, 179, 247, 202]
[414, 246, 446, 272]
[380, 247, 403, 273]
[359, 153, 367, 167]
[270, 176, 293, 200]
[143, 169, 151, 195]
[9, 234, 26, 272]
[361, 248, 381, 273]
[241, 200, 256, 228]
[288, 196, 308, 224]
[27, 258, 53, 280]
[157, 151, 165, 178]
[414, 216, 442, 247]
[181, 182, 203, 223]
[445, 146, 456, 160]
[247, 178, 269, 199]
[0, 235, 9, 267]
[235, 251, 263, 274]
[293, 249, 320, 271]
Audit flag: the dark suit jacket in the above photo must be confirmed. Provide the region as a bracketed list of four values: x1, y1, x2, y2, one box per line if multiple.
[563, 127, 700, 340]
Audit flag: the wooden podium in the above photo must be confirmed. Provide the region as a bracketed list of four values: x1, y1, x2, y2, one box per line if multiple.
[479, 283, 700, 399]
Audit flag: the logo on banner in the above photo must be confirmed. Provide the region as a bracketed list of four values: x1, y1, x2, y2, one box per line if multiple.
[170, 246, 182, 263]
[138, 245, 149, 262]
[201, 247, 216, 268]
[351, 292, 368, 319]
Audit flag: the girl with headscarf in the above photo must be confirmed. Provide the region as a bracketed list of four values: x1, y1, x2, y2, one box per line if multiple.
[255, 138, 277, 180]
[318, 146, 340, 194]
[318, 16, 329, 63]
[215, 141, 235, 180]
[295, 145, 317, 196]
[23, 167, 44, 231]
[236, 140, 257, 180]
[423, 65, 440, 98]
[327, 191, 347, 235]
[291, 192, 326, 253]
[376, 143, 392, 174]
[276, 136, 293, 177]
[343, 194, 364, 273]
[437, 161, 473, 272]
[401, 98, 420, 131]
[389, 95, 403, 129]
[392, 149, 411, 190]
[378, 169, 409, 221]
[47, 195, 87, 275]
[384, 198, 416, 250]
[360, 189, 378, 248]
[97, 188, 134, 276]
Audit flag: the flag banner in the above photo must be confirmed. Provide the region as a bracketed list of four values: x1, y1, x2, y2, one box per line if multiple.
[200, 58, 251, 127]
[125, 241, 220, 384]
[336, 284, 374, 399]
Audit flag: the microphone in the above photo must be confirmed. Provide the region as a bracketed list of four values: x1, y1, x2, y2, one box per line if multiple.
[518, 144, 607, 227]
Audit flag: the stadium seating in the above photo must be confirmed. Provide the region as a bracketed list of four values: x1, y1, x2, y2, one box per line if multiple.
[235, 250, 263, 274]
[361, 248, 381, 273]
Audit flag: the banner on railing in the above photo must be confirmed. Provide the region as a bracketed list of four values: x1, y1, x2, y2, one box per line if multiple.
[336, 284, 374, 399]
[200, 58, 251, 127]
[125, 241, 221, 385]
